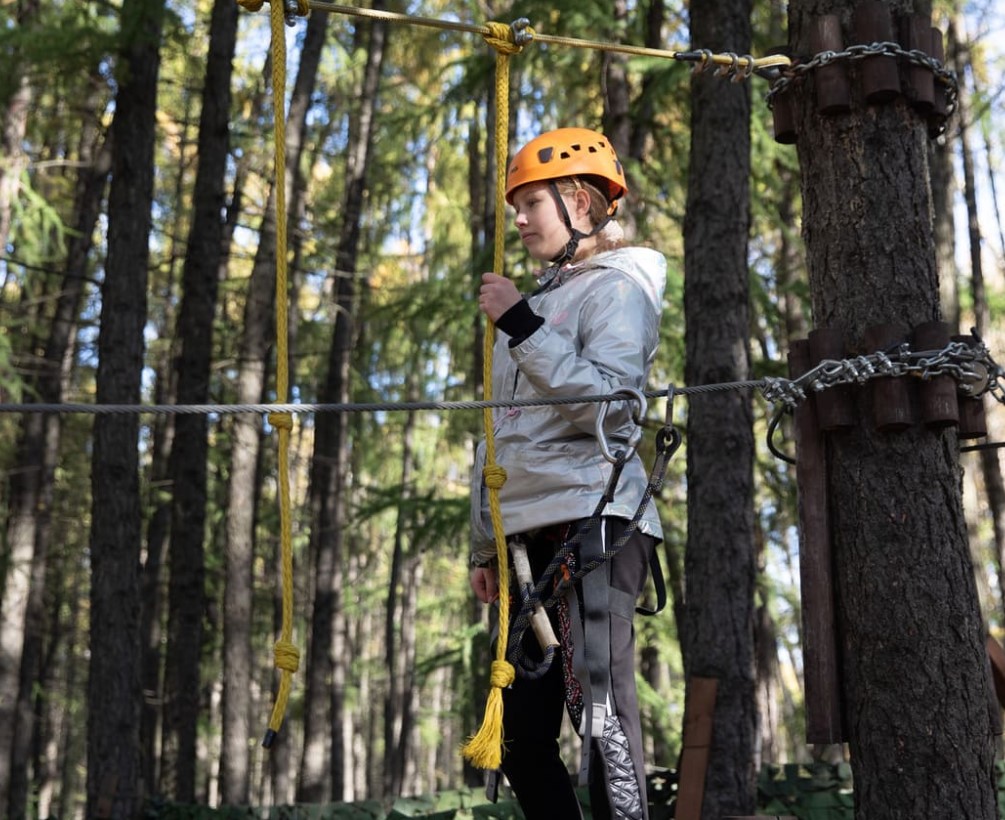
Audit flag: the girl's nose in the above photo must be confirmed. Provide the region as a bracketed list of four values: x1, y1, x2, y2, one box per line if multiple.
[514, 211, 528, 226]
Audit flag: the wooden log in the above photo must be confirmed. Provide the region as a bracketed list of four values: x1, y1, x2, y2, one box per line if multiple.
[864, 323, 913, 432]
[928, 28, 948, 137]
[771, 89, 797, 145]
[912, 321, 959, 428]
[808, 328, 854, 431]
[790, 340, 845, 744]
[952, 334, 988, 439]
[674, 677, 718, 820]
[854, 1, 900, 104]
[810, 15, 851, 115]
[899, 13, 934, 113]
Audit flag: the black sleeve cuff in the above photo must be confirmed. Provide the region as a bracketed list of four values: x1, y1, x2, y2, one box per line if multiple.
[495, 299, 544, 346]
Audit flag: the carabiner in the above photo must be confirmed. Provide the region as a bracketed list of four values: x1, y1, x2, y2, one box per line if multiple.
[595, 386, 647, 464]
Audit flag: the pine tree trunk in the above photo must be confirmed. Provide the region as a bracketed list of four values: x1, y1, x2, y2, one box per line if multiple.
[300, 9, 387, 802]
[788, 2, 997, 815]
[681, 0, 758, 815]
[0, 0, 38, 273]
[87, 0, 166, 815]
[383, 396, 418, 797]
[948, 21, 1005, 626]
[159, 0, 238, 800]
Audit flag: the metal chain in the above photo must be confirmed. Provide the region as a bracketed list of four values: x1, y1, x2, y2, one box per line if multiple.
[764, 40, 959, 122]
[760, 336, 1004, 410]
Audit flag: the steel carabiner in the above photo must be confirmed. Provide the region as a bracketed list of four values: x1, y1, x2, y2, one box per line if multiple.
[595, 386, 647, 465]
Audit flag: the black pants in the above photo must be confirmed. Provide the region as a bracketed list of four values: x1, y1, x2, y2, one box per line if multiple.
[499, 517, 655, 820]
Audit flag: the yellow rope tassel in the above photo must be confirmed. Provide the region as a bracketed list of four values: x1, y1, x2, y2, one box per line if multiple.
[237, 0, 309, 748]
[461, 21, 527, 771]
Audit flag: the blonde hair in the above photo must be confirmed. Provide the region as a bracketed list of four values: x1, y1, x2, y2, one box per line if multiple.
[553, 177, 627, 257]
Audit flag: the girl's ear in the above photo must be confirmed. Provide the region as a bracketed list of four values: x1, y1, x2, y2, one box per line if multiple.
[573, 187, 593, 220]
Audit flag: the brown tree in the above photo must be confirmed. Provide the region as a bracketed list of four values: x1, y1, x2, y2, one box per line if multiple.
[680, 0, 758, 816]
[87, 0, 166, 815]
[298, 8, 388, 802]
[787, 0, 997, 815]
[158, 0, 239, 801]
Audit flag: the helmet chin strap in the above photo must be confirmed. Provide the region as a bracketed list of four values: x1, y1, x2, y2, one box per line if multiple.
[547, 181, 613, 266]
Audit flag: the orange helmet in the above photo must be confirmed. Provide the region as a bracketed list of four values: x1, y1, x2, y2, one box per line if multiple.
[505, 127, 628, 212]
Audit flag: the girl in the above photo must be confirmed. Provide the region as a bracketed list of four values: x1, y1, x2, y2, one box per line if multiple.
[470, 127, 667, 820]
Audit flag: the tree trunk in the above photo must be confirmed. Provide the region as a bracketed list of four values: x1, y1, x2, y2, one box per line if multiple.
[788, 2, 997, 816]
[383, 401, 418, 797]
[87, 0, 166, 816]
[159, 0, 237, 800]
[948, 20, 1005, 627]
[213, 10, 326, 804]
[0, 2, 41, 804]
[681, 0, 758, 816]
[0, 0, 38, 272]
[299, 9, 387, 802]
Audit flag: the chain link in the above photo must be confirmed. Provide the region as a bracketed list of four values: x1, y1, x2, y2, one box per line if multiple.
[764, 40, 959, 125]
[761, 336, 1004, 410]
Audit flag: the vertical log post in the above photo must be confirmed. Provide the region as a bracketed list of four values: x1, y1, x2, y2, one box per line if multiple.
[912, 321, 959, 428]
[864, 323, 913, 432]
[674, 677, 718, 820]
[790, 340, 845, 744]
[899, 13, 934, 113]
[854, 1, 900, 104]
[952, 334, 988, 440]
[772, 90, 798, 145]
[928, 28, 948, 137]
[808, 328, 855, 431]
[811, 15, 851, 114]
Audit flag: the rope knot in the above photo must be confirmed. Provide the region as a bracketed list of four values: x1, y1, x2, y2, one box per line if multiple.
[274, 639, 300, 672]
[482, 19, 533, 55]
[490, 659, 515, 688]
[268, 411, 294, 431]
[483, 464, 507, 489]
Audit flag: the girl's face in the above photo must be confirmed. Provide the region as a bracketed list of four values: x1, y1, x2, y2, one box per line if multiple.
[511, 182, 587, 263]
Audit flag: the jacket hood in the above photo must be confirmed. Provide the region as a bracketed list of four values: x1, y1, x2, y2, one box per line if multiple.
[549, 247, 667, 314]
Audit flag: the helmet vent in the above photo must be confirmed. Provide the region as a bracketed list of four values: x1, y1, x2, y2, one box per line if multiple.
[537, 147, 554, 163]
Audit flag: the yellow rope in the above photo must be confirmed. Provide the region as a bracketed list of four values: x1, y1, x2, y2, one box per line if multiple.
[459, 21, 525, 773]
[237, 0, 309, 748]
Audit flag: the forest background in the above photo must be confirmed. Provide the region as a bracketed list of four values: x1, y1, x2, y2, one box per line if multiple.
[1, 0, 1005, 817]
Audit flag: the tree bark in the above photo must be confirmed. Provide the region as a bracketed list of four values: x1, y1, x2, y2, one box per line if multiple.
[681, 0, 758, 816]
[159, 0, 238, 801]
[299, 8, 387, 802]
[788, 1, 997, 816]
[0, 0, 38, 272]
[947, 20, 1005, 628]
[87, 0, 166, 816]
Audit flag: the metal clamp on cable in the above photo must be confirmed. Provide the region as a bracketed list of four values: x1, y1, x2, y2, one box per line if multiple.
[595, 386, 647, 464]
[509, 17, 533, 47]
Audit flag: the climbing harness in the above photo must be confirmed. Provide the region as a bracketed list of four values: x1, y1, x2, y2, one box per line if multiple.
[505, 388, 682, 680]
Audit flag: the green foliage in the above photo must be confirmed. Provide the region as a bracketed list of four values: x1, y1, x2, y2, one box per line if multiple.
[757, 762, 854, 820]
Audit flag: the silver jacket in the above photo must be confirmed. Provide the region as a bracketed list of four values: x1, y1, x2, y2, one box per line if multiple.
[470, 246, 667, 564]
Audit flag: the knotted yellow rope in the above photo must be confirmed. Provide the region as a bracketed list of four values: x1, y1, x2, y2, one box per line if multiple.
[237, 0, 309, 748]
[460, 20, 528, 773]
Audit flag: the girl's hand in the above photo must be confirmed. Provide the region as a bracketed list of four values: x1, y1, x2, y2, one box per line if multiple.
[478, 272, 521, 322]
[470, 565, 499, 604]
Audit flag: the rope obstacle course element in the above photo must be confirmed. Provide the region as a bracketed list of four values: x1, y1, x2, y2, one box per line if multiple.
[229, 0, 796, 771]
[9, 0, 968, 768]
